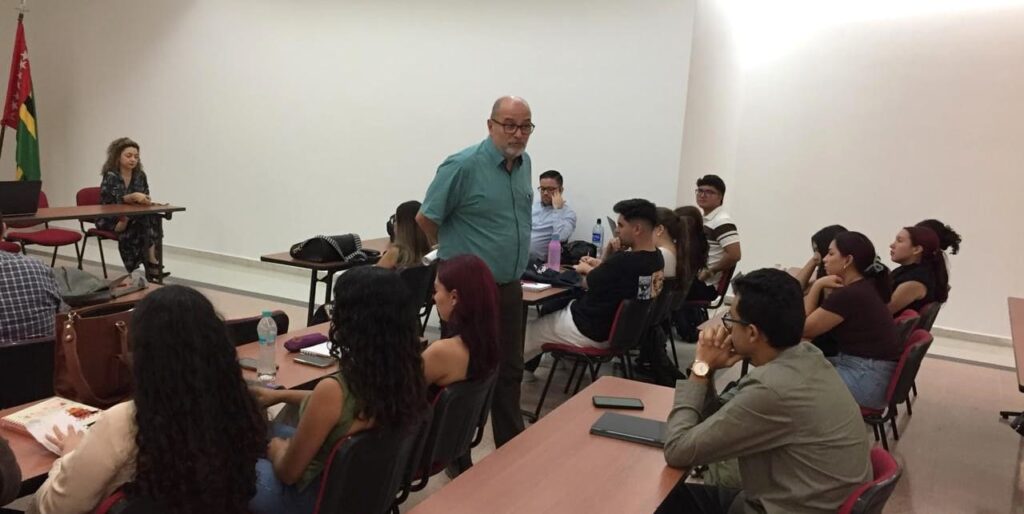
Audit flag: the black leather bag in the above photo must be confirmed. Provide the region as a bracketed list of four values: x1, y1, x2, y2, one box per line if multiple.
[289, 234, 377, 263]
[561, 240, 597, 265]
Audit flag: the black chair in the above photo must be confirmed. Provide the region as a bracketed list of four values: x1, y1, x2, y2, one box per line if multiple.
[675, 267, 735, 342]
[314, 414, 432, 514]
[409, 373, 497, 492]
[861, 329, 933, 450]
[837, 447, 903, 514]
[224, 311, 290, 346]
[530, 299, 653, 421]
[893, 309, 921, 404]
[917, 302, 942, 332]
[399, 263, 437, 334]
[0, 336, 55, 409]
[645, 278, 680, 369]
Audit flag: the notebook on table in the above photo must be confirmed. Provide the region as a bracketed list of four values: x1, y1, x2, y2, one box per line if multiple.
[299, 342, 336, 359]
[1, 397, 103, 455]
[589, 412, 667, 448]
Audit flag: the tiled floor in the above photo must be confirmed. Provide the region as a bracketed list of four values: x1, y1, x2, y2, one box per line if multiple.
[13, 250, 1024, 513]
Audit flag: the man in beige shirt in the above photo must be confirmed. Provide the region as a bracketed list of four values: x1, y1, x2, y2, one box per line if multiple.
[660, 269, 871, 514]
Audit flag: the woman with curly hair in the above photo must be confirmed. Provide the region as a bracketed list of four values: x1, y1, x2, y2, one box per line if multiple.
[249, 266, 428, 513]
[96, 137, 169, 281]
[31, 285, 266, 514]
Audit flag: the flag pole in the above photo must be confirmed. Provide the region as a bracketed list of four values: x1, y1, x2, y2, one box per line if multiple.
[0, 6, 25, 162]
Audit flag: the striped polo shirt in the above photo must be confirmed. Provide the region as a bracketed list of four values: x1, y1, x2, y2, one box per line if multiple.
[703, 206, 740, 285]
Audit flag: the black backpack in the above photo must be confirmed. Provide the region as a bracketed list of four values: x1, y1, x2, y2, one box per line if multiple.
[289, 234, 379, 263]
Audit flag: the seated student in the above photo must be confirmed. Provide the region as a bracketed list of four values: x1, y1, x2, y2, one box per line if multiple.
[794, 224, 847, 292]
[660, 269, 870, 514]
[888, 226, 950, 315]
[31, 285, 266, 514]
[0, 436, 20, 508]
[916, 218, 962, 277]
[689, 174, 741, 301]
[249, 267, 427, 514]
[422, 254, 500, 387]
[0, 213, 64, 344]
[377, 200, 431, 269]
[803, 231, 900, 409]
[522, 199, 663, 360]
[529, 170, 577, 262]
[674, 205, 710, 291]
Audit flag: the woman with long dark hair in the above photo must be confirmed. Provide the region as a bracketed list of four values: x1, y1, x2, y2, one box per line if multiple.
[31, 285, 266, 514]
[96, 137, 169, 281]
[794, 224, 847, 292]
[802, 231, 900, 409]
[674, 205, 709, 286]
[249, 266, 428, 513]
[423, 254, 501, 387]
[377, 200, 431, 269]
[888, 226, 950, 314]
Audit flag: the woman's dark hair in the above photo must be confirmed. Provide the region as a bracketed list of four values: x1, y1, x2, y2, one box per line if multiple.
[904, 226, 950, 303]
[832, 231, 893, 303]
[732, 269, 804, 348]
[102, 137, 144, 175]
[655, 207, 687, 289]
[436, 254, 500, 380]
[811, 224, 847, 279]
[393, 200, 431, 267]
[916, 219, 961, 255]
[674, 205, 709, 281]
[329, 266, 427, 428]
[127, 285, 265, 514]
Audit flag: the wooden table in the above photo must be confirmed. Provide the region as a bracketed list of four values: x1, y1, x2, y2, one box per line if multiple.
[410, 376, 683, 514]
[236, 323, 337, 389]
[7, 204, 185, 225]
[261, 237, 390, 325]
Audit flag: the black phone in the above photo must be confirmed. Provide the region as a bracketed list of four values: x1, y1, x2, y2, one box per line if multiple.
[238, 358, 278, 371]
[592, 395, 644, 410]
[293, 354, 335, 368]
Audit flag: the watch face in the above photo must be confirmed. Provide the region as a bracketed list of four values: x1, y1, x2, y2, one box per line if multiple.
[693, 361, 710, 377]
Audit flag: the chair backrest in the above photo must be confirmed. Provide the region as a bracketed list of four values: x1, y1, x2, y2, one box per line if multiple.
[314, 415, 431, 514]
[0, 240, 20, 253]
[837, 447, 903, 514]
[647, 278, 678, 326]
[6, 190, 48, 229]
[224, 311, 290, 347]
[714, 266, 736, 297]
[76, 187, 102, 207]
[917, 302, 942, 332]
[0, 336, 55, 409]
[412, 373, 497, 488]
[884, 329, 933, 407]
[893, 310, 920, 347]
[93, 491, 172, 514]
[399, 263, 436, 315]
[607, 299, 654, 352]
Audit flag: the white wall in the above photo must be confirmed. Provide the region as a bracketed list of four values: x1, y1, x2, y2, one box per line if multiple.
[678, 0, 1024, 338]
[0, 0, 694, 258]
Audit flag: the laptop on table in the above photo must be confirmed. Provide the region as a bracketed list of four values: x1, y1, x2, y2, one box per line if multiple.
[0, 180, 41, 217]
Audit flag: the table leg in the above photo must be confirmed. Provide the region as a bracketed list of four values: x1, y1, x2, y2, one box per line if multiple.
[324, 271, 337, 307]
[307, 270, 318, 326]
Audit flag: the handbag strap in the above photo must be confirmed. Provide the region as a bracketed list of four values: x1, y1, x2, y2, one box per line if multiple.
[60, 313, 131, 406]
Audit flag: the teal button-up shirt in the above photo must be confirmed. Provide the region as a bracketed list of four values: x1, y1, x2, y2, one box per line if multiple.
[420, 137, 533, 283]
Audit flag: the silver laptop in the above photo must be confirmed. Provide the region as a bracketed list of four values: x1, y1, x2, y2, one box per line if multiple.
[0, 180, 41, 217]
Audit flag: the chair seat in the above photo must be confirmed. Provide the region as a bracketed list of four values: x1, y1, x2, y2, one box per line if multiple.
[540, 342, 614, 356]
[7, 228, 82, 246]
[86, 228, 120, 240]
[860, 406, 884, 417]
[0, 241, 20, 253]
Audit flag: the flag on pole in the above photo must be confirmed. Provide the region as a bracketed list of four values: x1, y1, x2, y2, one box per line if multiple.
[2, 15, 39, 181]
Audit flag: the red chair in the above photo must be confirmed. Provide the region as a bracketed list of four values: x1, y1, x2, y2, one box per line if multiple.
[917, 302, 942, 332]
[529, 298, 654, 421]
[861, 329, 933, 450]
[4, 191, 82, 267]
[893, 309, 921, 403]
[0, 240, 20, 253]
[836, 447, 902, 514]
[92, 490, 170, 513]
[684, 266, 736, 311]
[76, 187, 120, 278]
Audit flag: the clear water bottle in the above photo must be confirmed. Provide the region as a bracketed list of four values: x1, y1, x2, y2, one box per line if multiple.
[547, 239, 561, 270]
[592, 218, 604, 258]
[256, 311, 277, 384]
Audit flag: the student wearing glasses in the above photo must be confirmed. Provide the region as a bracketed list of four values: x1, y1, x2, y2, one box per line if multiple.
[529, 169, 577, 261]
[416, 96, 534, 447]
[660, 269, 869, 514]
[689, 174, 741, 301]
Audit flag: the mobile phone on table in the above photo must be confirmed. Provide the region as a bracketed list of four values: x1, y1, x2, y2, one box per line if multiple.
[238, 358, 278, 371]
[293, 354, 335, 368]
[592, 396, 644, 410]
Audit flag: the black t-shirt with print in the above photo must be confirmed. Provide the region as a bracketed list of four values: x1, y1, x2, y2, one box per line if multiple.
[891, 263, 936, 314]
[570, 250, 664, 342]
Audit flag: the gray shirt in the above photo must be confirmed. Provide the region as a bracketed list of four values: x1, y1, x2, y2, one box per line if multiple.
[663, 342, 871, 514]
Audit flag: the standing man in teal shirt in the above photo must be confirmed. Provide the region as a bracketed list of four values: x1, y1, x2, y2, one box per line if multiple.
[416, 96, 534, 447]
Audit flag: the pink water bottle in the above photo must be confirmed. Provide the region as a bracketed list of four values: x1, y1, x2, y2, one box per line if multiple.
[547, 239, 561, 270]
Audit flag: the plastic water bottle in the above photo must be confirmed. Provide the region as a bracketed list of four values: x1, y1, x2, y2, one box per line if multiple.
[256, 311, 277, 384]
[547, 239, 561, 270]
[592, 218, 604, 258]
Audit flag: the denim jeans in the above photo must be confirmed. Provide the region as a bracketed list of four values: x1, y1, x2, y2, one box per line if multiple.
[829, 353, 897, 409]
[249, 424, 321, 514]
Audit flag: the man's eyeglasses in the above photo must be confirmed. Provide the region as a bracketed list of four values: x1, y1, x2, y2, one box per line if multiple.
[721, 314, 750, 332]
[490, 119, 536, 135]
[695, 188, 720, 197]
[537, 187, 559, 194]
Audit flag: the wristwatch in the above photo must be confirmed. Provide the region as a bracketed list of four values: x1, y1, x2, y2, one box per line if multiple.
[691, 360, 710, 378]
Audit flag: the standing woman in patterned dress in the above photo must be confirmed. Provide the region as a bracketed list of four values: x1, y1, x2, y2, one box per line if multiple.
[96, 137, 170, 281]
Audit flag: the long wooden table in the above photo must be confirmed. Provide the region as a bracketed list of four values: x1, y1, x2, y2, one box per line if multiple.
[410, 376, 683, 514]
[7, 204, 186, 225]
[261, 237, 390, 325]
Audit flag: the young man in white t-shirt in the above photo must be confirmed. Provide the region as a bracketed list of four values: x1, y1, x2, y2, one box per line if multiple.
[688, 174, 741, 302]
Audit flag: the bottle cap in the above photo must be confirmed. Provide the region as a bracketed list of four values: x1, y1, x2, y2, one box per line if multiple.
[262, 310, 272, 317]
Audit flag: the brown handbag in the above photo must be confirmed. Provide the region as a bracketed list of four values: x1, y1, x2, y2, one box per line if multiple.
[54, 302, 136, 408]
